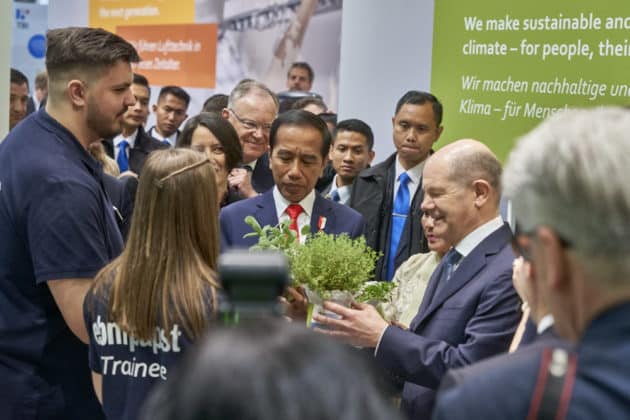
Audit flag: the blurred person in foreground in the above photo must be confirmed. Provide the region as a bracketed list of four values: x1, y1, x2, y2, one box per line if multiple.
[84, 149, 221, 420]
[433, 107, 630, 419]
[141, 319, 403, 420]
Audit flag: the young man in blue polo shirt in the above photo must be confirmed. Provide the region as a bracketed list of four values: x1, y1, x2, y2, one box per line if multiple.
[0, 27, 139, 419]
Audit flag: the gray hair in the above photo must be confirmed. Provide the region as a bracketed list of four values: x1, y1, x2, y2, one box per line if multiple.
[227, 79, 279, 111]
[504, 107, 630, 279]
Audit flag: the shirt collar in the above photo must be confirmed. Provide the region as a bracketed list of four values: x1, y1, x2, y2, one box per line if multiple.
[36, 108, 103, 176]
[395, 155, 425, 185]
[537, 314, 555, 335]
[454, 216, 504, 258]
[150, 126, 178, 145]
[273, 186, 316, 220]
[113, 128, 138, 149]
[329, 175, 352, 203]
[244, 158, 258, 171]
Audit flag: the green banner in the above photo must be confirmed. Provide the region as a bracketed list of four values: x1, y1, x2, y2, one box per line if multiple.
[431, 0, 630, 161]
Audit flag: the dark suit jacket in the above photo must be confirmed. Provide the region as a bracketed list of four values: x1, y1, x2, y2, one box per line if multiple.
[220, 189, 365, 250]
[102, 127, 168, 175]
[250, 153, 275, 193]
[101, 174, 138, 242]
[375, 223, 521, 420]
[349, 153, 428, 281]
[434, 303, 630, 420]
[225, 153, 276, 205]
[433, 330, 570, 420]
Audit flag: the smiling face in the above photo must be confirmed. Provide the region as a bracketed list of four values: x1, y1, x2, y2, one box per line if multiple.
[392, 102, 442, 170]
[190, 125, 227, 187]
[420, 156, 478, 249]
[421, 212, 451, 257]
[270, 124, 326, 203]
[224, 92, 277, 164]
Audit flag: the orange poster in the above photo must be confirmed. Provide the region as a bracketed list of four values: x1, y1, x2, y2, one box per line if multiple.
[117, 23, 217, 89]
[90, 0, 194, 33]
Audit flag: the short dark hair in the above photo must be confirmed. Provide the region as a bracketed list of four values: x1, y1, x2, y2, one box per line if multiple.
[202, 94, 228, 114]
[133, 73, 150, 96]
[10, 68, 29, 88]
[140, 319, 402, 420]
[177, 112, 242, 173]
[318, 112, 337, 126]
[334, 119, 374, 151]
[288, 62, 314, 83]
[158, 86, 191, 107]
[291, 97, 327, 113]
[45, 27, 139, 81]
[270, 110, 331, 159]
[394, 90, 443, 126]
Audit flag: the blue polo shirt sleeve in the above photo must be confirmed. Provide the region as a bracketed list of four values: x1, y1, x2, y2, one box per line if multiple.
[28, 178, 116, 283]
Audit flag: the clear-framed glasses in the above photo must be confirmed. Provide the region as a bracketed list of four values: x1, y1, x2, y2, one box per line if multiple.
[228, 108, 273, 133]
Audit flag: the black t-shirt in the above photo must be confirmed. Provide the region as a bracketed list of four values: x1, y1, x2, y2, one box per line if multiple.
[0, 109, 124, 419]
[84, 278, 214, 420]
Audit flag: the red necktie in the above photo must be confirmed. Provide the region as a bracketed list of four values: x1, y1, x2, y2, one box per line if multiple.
[285, 204, 304, 241]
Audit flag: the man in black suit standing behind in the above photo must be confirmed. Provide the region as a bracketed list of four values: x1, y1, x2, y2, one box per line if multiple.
[350, 91, 443, 281]
[102, 73, 168, 175]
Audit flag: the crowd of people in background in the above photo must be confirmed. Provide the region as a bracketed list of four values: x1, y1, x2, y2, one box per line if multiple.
[2, 25, 630, 420]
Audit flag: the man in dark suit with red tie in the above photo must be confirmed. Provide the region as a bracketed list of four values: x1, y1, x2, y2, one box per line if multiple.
[315, 139, 521, 420]
[220, 110, 365, 249]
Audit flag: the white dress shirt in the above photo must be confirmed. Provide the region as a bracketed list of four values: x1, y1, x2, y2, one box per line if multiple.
[393, 156, 425, 205]
[148, 126, 177, 147]
[113, 128, 138, 160]
[328, 175, 352, 205]
[273, 187, 316, 244]
[451, 215, 505, 270]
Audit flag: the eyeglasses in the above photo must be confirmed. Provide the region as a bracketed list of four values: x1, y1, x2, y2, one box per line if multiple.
[228, 108, 273, 133]
[511, 222, 571, 261]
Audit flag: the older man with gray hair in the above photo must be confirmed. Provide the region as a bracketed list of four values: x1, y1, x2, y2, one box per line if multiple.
[433, 107, 630, 420]
[223, 79, 279, 201]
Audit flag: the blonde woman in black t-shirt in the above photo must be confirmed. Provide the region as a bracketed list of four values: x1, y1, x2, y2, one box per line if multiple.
[84, 148, 220, 420]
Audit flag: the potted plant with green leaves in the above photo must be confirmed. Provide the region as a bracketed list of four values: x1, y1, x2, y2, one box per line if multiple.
[244, 217, 397, 325]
